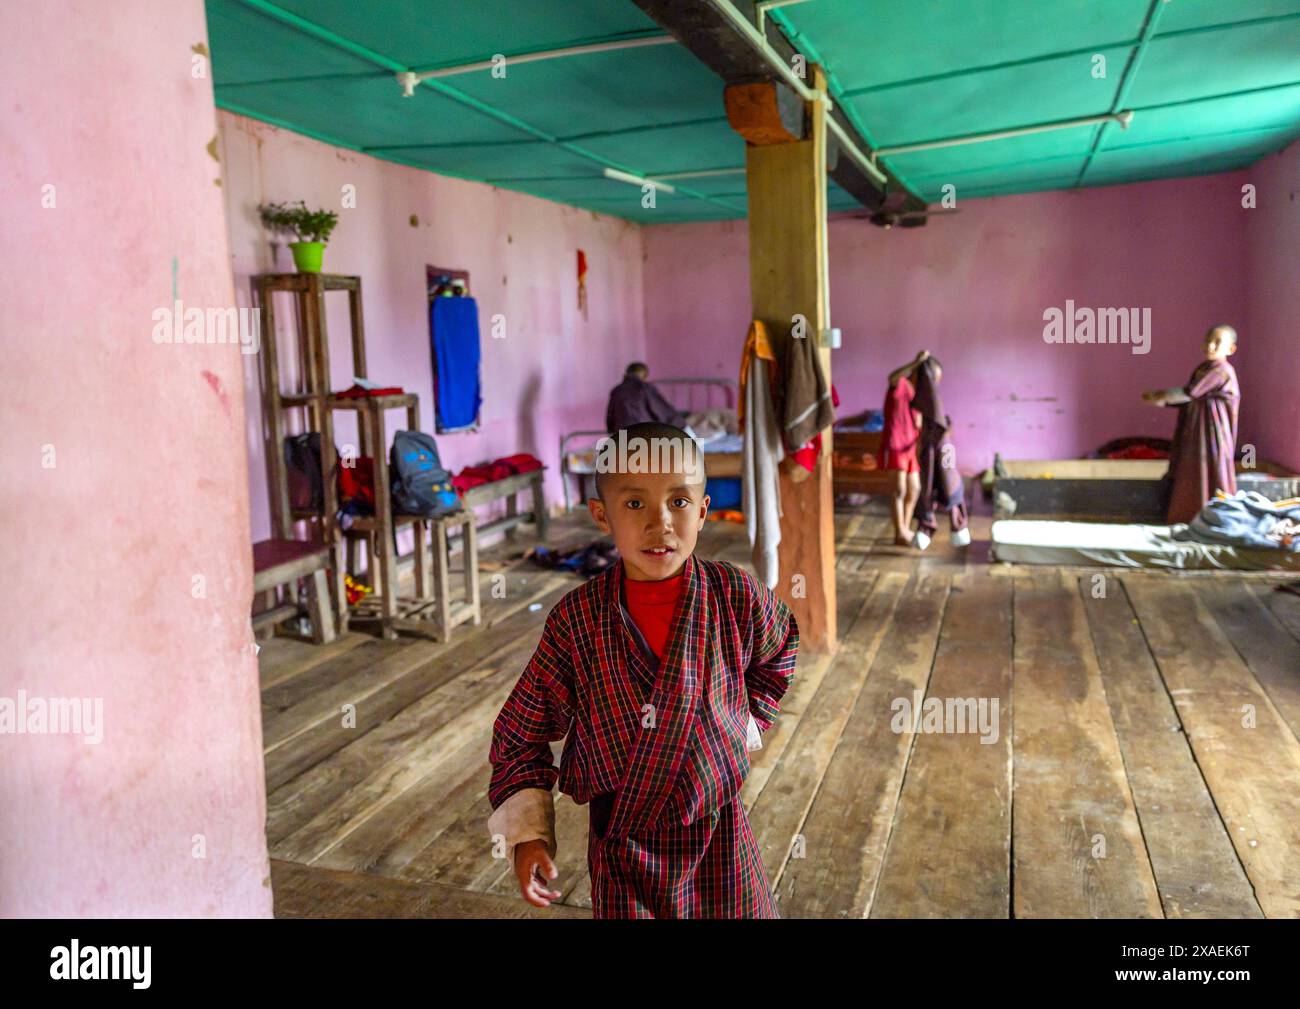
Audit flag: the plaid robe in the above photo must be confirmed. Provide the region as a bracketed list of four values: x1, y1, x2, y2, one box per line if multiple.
[488, 555, 798, 918]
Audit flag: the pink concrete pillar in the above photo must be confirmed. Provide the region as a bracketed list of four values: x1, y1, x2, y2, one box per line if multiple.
[0, 1, 272, 915]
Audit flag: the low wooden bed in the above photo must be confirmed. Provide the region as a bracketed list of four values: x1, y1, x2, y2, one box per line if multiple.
[993, 456, 1300, 522]
[830, 428, 896, 497]
[559, 377, 741, 511]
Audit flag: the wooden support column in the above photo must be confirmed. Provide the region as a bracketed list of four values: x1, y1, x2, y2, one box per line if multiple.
[743, 66, 837, 653]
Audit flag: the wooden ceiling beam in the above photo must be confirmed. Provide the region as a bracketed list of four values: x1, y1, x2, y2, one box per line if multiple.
[631, 0, 926, 221]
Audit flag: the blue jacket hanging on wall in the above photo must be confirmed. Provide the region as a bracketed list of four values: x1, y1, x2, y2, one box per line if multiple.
[430, 295, 482, 432]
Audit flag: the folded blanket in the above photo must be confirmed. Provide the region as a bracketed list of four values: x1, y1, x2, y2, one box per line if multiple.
[1181, 490, 1300, 550]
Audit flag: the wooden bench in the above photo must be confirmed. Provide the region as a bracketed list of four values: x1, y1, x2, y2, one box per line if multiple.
[252, 538, 337, 644]
[459, 468, 548, 542]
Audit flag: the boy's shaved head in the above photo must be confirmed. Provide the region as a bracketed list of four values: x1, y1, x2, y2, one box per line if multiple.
[594, 422, 707, 500]
[1204, 324, 1238, 361]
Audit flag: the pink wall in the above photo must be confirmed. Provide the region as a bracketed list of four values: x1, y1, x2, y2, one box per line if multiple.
[219, 113, 647, 541]
[642, 172, 1260, 474]
[1240, 139, 1300, 472]
[1, 2, 271, 914]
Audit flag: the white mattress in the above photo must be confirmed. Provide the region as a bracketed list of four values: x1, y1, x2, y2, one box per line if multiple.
[990, 519, 1300, 571]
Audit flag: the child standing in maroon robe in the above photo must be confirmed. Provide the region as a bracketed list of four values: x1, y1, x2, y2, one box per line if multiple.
[878, 350, 927, 545]
[487, 422, 798, 918]
[911, 357, 971, 550]
[1142, 325, 1240, 525]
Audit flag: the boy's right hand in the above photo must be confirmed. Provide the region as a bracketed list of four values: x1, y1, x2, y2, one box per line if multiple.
[514, 839, 562, 907]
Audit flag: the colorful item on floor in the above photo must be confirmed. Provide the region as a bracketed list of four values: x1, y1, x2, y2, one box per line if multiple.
[344, 574, 371, 606]
[527, 539, 618, 578]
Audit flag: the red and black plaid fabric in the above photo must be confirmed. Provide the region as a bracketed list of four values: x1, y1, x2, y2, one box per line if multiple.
[488, 555, 799, 918]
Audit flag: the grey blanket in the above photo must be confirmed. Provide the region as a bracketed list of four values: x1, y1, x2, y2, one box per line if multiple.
[1180, 491, 1300, 550]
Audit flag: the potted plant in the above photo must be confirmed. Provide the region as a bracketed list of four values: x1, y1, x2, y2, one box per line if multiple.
[258, 200, 339, 273]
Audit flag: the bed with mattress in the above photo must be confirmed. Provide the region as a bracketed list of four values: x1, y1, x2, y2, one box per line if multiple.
[559, 377, 742, 511]
[991, 518, 1300, 571]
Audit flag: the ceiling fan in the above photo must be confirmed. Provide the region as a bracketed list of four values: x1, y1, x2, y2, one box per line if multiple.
[847, 207, 962, 229]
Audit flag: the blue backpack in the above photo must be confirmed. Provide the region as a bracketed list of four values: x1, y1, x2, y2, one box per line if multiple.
[390, 430, 459, 517]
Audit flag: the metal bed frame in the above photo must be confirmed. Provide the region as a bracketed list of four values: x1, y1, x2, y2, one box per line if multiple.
[559, 377, 738, 512]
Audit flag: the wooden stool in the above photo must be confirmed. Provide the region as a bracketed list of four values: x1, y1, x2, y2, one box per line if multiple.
[251, 538, 337, 644]
[389, 509, 482, 641]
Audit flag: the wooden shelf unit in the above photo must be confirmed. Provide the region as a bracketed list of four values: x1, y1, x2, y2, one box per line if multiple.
[252, 272, 370, 631]
[327, 392, 483, 641]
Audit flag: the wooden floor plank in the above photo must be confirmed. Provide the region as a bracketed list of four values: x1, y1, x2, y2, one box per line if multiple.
[1124, 576, 1300, 918]
[263, 579, 571, 794]
[870, 572, 1012, 918]
[1080, 575, 1261, 918]
[271, 858, 589, 919]
[258, 633, 368, 691]
[263, 591, 563, 845]
[1202, 580, 1300, 747]
[1253, 581, 1300, 644]
[776, 571, 950, 918]
[263, 510, 1288, 919]
[317, 735, 489, 876]
[742, 570, 878, 806]
[747, 572, 912, 892]
[270, 625, 546, 862]
[1011, 570, 1161, 918]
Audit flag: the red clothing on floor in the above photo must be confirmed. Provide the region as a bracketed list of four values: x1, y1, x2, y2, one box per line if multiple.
[623, 569, 684, 659]
[877, 375, 920, 473]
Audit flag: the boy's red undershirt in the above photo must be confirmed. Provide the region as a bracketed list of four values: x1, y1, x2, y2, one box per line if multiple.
[623, 568, 684, 659]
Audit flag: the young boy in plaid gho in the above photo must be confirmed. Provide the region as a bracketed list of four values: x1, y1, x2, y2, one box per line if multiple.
[487, 422, 799, 918]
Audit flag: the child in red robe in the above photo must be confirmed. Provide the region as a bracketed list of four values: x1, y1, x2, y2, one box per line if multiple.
[1142, 325, 1241, 524]
[487, 422, 799, 918]
[878, 350, 928, 545]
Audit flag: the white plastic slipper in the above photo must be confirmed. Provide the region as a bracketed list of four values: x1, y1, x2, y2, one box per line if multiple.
[952, 528, 972, 548]
[914, 530, 932, 551]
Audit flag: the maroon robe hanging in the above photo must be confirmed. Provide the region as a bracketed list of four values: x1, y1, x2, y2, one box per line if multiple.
[1165, 359, 1240, 525]
[911, 359, 968, 535]
[488, 555, 798, 918]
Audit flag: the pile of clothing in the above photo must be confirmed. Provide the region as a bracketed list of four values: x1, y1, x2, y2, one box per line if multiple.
[1182, 490, 1300, 550]
[1092, 436, 1171, 461]
[529, 540, 618, 578]
[450, 452, 543, 494]
[739, 320, 837, 588]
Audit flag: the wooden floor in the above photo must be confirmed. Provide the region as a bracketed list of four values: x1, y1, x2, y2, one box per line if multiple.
[262, 501, 1300, 918]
